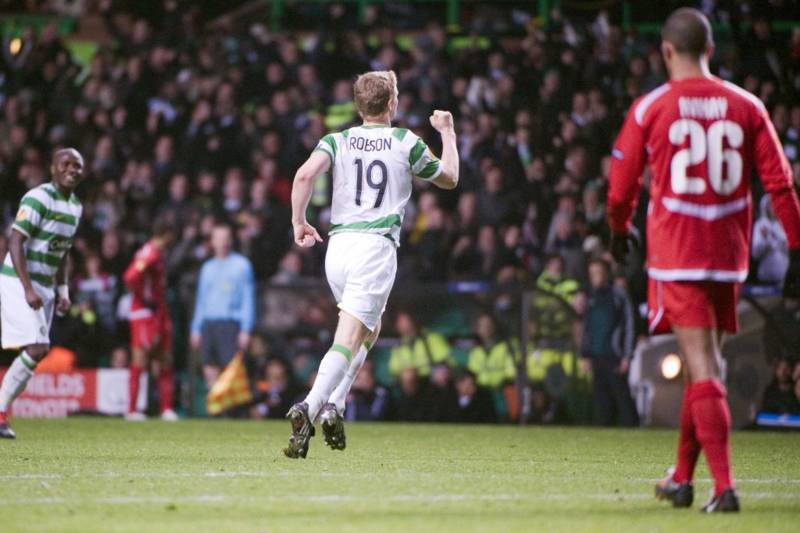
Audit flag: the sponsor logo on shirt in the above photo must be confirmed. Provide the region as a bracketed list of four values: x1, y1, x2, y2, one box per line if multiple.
[48, 237, 72, 252]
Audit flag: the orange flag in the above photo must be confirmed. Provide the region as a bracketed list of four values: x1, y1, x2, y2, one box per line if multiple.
[206, 353, 253, 415]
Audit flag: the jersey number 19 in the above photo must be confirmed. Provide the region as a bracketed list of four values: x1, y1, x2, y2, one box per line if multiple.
[354, 158, 388, 208]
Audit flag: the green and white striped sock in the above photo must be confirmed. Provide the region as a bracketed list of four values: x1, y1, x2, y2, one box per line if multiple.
[329, 342, 371, 414]
[304, 344, 351, 422]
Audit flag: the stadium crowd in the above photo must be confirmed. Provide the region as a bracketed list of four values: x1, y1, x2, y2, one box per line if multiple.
[1, 1, 799, 423]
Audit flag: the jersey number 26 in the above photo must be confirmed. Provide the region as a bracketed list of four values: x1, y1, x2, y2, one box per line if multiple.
[669, 119, 744, 196]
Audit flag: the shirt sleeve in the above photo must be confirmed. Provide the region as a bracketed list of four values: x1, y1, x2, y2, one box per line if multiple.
[607, 102, 648, 234]
[240, 259, 256, 333]
[123, 246, 157, 295]
[313, 134, 337, 165]
[12, 192, 45, 237]
[753, 104, 800, 250]
[409, 137, 443, 181]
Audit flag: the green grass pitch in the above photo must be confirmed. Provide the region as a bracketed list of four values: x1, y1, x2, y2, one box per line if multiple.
[1, 419, 798, 532]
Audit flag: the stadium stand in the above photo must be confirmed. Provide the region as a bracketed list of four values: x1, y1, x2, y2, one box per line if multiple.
[1, 0, 798, 423]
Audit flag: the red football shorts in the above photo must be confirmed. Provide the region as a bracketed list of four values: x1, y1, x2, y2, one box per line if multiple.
[648, 279, 741, 335]
[129, 317, 173, 353]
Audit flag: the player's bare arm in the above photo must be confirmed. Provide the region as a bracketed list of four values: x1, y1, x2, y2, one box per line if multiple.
[8, 229, 43, 310]
[428, 110, 459, 190]
[55, 255, 71, 316]
[290, 150, 330, 248]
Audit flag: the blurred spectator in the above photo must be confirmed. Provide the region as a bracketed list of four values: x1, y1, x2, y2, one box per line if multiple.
[532, 254, 580, 348]
[426, 363, 459, 422]
[76, 253, 119, 337]
[388, 311, 454, 379]
[752, 196, 790, 285]
[454, 370, 496, 424]
[344, 360, 392, 421]
[251, 357, 304, 419]
[395, 367, 428, 422]
[190, 225, 256, 390]
[580, 259, 638, 427]
[761, 359, 799, 414]
[467, 313, 516, 389]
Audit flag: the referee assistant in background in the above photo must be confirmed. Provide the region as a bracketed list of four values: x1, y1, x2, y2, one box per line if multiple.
[190, 224, 256, 390]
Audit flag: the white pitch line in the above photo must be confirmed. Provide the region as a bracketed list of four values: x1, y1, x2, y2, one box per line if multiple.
[3, 471, 800, 488]
[0, 491, 798, 507]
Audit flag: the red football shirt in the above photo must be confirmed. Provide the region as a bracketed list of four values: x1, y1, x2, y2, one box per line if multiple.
[608, 76, 800, 282]
[123, 241, 168, 321]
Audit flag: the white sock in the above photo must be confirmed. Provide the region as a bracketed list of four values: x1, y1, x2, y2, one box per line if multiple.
[0, 352, 37, 412]
[329, 345, 369, 414]
[304, 345, 351, 421]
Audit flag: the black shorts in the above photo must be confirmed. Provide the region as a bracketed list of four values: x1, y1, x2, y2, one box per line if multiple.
[201, 320, 240, 368]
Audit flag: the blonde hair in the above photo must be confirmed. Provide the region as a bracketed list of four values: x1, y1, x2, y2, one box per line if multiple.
[353, 70, 397, 118]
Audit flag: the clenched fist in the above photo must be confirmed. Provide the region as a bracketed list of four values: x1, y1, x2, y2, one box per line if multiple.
[293, 222, 322, 248]
[429, 110, 454, 133]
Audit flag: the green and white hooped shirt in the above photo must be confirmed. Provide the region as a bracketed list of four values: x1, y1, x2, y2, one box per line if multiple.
[315, 124, 443, 246]
[1, 182, 82, 290]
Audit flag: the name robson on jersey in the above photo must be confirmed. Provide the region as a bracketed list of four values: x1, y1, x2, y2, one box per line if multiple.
[346, 137, 392, 152]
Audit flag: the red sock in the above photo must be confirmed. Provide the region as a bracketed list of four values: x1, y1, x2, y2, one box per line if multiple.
[129, 365, 142, 413]
[672, 384, 701, 483]
[690, 380, 734, 496]
[158, 369, 174, 414]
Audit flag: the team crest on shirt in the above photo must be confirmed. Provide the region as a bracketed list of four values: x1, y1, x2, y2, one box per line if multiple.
[15, 209, 27, 222]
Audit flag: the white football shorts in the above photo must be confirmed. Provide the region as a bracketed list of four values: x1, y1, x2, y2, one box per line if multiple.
[325, 232, 397, 332]
[0, 274, 55, 349]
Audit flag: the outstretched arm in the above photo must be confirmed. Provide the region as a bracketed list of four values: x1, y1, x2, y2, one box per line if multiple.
[429, 110, 459, 190]
[291, 150, 330, 248]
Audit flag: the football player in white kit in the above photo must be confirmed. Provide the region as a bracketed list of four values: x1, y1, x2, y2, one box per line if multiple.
[284, 70, 459, 458]
[0, 148, 84, 439]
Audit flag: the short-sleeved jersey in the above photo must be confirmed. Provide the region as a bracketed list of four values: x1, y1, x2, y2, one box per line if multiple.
[314, 124, 443, 246]
[1, 182, 82, 290]
[123, 242, 168, 321]
[608, 76, 800, 282]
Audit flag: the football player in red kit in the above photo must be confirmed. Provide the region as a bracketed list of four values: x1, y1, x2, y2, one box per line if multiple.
[123, 218, 178, 421]
[608, 8, 800, 512]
